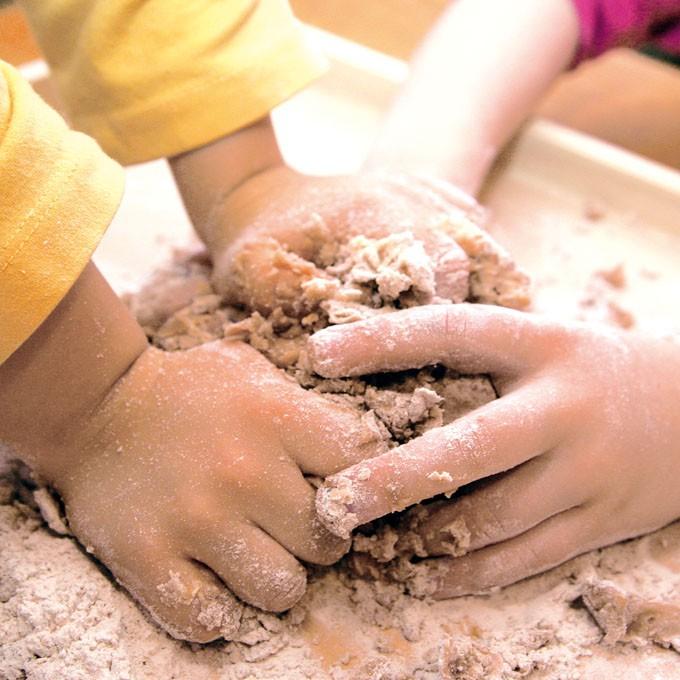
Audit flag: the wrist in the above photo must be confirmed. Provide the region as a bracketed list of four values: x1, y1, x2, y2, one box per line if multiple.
[169, 116, 285, 253]
[0, 262, 148, 484]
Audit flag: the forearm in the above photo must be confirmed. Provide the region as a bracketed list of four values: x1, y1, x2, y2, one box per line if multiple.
[0, 262, 148, 482]
[169, 115, 284, 254]
[367, 0, 580, 195]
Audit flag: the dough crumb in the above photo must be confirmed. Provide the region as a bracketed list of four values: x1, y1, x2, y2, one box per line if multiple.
[316, 478, 358, 541]
[438, 517, 471, 557]
[427, 470, 454, 484]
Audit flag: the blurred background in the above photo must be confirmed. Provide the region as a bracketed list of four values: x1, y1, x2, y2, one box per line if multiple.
[1, 0, 678, 170]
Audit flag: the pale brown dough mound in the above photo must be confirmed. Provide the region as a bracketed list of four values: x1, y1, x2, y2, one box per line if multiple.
[127, 211, 530, 589]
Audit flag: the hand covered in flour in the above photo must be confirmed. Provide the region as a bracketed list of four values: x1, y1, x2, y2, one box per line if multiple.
[203, 166, 479, 314]
[0, 264, 385, 643]
[309, 304, 680, 597]
[169, 116, 478, 316]
[55, 343, 386, 641]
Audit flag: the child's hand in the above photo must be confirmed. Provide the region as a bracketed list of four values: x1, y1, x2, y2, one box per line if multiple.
[309, 305, 680, 596]
[52, 340, 385, 641]
[204, 166, 478, 314]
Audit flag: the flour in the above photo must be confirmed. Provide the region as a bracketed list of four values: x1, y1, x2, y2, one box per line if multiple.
[3, 215, 680, 679]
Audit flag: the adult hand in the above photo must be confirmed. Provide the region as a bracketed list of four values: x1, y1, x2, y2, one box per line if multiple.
[309, 304, 680, 597]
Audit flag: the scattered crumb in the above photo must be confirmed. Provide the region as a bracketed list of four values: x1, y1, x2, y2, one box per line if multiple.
[579, 579, 680, 652]
[578, 265, 636, 330]
[596, 263, 626, 289]
[607, 300, 635, 329]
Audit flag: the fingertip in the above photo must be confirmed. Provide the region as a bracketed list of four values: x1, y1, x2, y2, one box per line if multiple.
[307, 326, 350, 378]
[265, 562, 308, 613]
[130, 563, 244, 643]
[315, 478, 360, 540]
[307, 527, 351, 566]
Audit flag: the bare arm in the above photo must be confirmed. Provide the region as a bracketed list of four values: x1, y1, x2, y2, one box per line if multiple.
[168, 116, 284, 252]
[367, 0, 581, 195]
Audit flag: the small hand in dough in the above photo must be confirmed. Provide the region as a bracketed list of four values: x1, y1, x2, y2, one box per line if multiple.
[205, 166, 479, 315]
[47, 342, 385, 642]
[309, 304, 680, 596]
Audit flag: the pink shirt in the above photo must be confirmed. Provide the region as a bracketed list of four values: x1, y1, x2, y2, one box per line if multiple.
[572, 0, 680, 63]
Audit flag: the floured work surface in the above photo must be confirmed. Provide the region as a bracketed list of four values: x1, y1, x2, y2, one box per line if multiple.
[4, 204, 680, 680]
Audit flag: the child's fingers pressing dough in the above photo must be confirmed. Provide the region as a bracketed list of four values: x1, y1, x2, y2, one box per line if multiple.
[310, 304, 680, 594]
[27, 340, 386, 642]
[206, 167, 478, 316]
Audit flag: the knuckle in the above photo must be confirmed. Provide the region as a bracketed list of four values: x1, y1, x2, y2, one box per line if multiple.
[441, 305, 465, 345]
[534, 319, 579, 361]
[172, 494, 229, 540]
[219, 451, 269, 493]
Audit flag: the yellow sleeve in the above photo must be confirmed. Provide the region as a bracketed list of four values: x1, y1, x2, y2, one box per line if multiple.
[18, 0, 326, 165]
[0, 61, 124, 365]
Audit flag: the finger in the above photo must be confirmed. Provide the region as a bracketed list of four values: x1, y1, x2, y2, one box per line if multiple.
[419, 454, 588, 555]
[191, 522, 307, 613]
[219, 341, 388, 474]
[427, 506, 597, 598]
[308, 304, 552, 380]
[243, 459, 352, 566]
[115, 551, 243, 643]
[278, 382, 389, 477]
[316, 382, 564, 538]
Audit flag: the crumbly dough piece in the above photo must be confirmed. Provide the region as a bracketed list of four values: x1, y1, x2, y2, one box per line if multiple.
[438, 215, 531, 309]
[580, 579, 680, 651]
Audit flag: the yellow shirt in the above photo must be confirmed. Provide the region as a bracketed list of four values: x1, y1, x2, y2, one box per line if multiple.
[0, 1, 324, 364]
